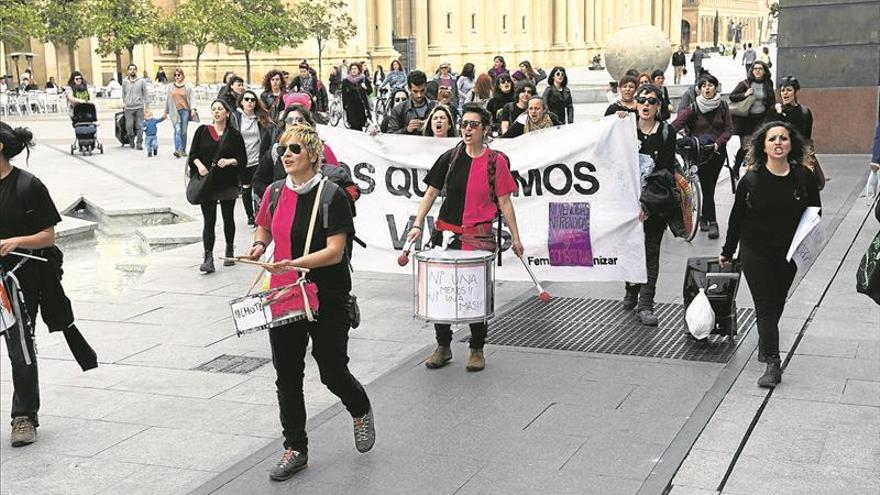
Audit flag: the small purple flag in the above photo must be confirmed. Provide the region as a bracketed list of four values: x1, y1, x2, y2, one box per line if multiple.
[548, 202, 593, 267]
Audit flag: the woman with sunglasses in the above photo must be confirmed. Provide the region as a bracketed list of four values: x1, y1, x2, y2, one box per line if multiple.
[235, 90, 276, 226]
[164, 68, 197, 158]
[730, 61, 775, 178]
[486, 74, 515, 135]
[720, 121, 820, 388]
[499, 81, 536, 135]
[620, 84, 677, 326]
[605, 75, 639, 118]
[542, 66, 574, 125]
[421, 104, 457, 138]
[244, 124, 375, 481]
[379, 89, 410, 133]
[260, 69, 287, 121]
[671, 74, 733, 239]
[188, 99, 247, 273]
[341, 63, 372, 131]
[408, 103, 524, 372]
[64, 71, 90, 116]
[434, 63, 459, 109]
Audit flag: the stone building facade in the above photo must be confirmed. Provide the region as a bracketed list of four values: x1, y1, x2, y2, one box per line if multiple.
[680, 0, 771, 51]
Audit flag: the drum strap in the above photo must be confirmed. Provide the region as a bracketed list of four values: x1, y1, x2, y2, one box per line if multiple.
[299, 179, 326, 322]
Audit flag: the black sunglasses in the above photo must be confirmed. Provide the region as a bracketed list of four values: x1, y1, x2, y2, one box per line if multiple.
[242, 97, 256, 102]
[274, 143, 303, 155]
[635, 96, 660, 105]
[394, 96, 407, 102]
[460, 119, 482, 129]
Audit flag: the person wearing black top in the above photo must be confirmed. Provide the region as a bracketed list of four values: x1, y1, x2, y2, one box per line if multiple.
[542, 66, 574, 124]
[730, 61, 774, 177]
[619, 84, 677, 326]
[340, 63, 372, 131]
[503, 96, 561, 138]
[652, 70, 673, 121]
[244, 125, 374, 481]
[0, 123, 98, 448]
[486, 73, 515, 134]
[155, 66, 168, 84]
[604, 75, 639, 117]
[720, 121, 821, 388]
[499, 81, 535, 135]
[188, 100, 247, 273]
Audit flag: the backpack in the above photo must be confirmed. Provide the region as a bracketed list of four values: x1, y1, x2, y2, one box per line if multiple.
[738, 165, 812, 211]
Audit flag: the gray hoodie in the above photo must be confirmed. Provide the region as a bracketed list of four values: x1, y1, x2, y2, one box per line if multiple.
[122, 76, 147, 109]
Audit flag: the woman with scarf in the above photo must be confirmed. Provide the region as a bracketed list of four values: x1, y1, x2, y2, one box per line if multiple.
[486, 74, 515, 135]
[542, 66, 574, 124]
[234, 90, 276, 226]
[488, 55, 509, 82]
[503, 96, 561, 138]
[244, 124, 374, 481]
[499, 81, 535, 135]
[188, 100, 247, 273]
[407, 103, 524, 372]
[64, 71, 90, 115]
[340, 63, 372, 131]
[260, 70, 287, 121]
[730, 61, 774, 178]
[671, 74, 733, 239]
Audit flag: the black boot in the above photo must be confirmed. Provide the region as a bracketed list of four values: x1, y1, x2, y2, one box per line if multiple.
[223, 245, 235, 266]
[200, 251, 215, 273]
[757, 358, 782, 388]
[622, 284, 639, 311]
[707, 222, 720, 240]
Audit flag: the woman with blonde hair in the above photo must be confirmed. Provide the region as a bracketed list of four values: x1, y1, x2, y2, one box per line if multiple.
[244, 124, 374, 480]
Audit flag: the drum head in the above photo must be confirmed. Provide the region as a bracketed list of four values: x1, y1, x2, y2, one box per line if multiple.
[413, 249, 495, 263]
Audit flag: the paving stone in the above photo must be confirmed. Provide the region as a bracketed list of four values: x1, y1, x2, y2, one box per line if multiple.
[739, 421, 828, 464]
[691, 419, 751, 454]
[671, 449, 733, 489]
[668, 485, 721, 495]
[94, 426, 269, 472]
[94, 464, 212, 495]
[725, 456, 880, 495]
[0, 452, 139, 495]
[616, 384, 706, 416]
[841, 379, 880, 407]
[794, 335, 860, 359]
[856, 341, 880, 361]
[785, 354, 880, 382]
[455, 459, 644, 495]
[107, 365, 250, 399]
[14, 415, 149, 458]
[819, 430, 880, 471]
[23, 384, 145, 421]
[758, 398, 880, 435]
[561, 435, 667, 481]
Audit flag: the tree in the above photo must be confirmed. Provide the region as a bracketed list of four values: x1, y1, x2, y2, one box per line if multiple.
[161, 0, 227, 85]
[92, 0, 160, 83]
[296, 0, 357, 78]
[39, 0, 96, 72]
[221, 0, 304, 84]
[0, 0, 44, 50]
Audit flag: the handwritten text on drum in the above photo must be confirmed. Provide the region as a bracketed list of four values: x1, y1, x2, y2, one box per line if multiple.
[337, 161, 601, 199]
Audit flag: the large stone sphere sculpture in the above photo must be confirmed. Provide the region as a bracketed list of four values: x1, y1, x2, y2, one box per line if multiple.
[605, 23, 673, 81]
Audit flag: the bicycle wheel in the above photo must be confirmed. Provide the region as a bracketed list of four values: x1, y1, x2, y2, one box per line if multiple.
[685, 170, 702, 242]
[329, 102, 341, 126]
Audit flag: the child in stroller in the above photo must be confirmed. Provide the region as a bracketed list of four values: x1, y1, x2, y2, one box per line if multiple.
[71, 102, 103, 155]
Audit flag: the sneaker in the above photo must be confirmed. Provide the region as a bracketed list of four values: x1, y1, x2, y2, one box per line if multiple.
[424, 345, 452, 369]
[636, 309, 659, 326]
[757, 359, 782, 388]
[352, 408, 375, 453]
[707, 222, 720, 240]
[173, 150, 181, 158]
[147, 150, 153, 157]
[268, 448, 307, 481]
[622, 290, 638, 311]
[10, 417, 36, 447]
[466, 349, 485, 372]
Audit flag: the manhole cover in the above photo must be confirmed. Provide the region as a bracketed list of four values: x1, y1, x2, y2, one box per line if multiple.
[465, 297, 755, 363]
[192, 354, 271, 374]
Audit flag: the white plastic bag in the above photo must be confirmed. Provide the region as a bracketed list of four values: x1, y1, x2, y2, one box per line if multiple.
[866, 169, 880, 201]
[686, 289, 715, 340]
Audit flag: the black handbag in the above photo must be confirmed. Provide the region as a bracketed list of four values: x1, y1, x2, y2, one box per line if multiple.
[185, 128, 226, 205]
[856, 229, 880, 305]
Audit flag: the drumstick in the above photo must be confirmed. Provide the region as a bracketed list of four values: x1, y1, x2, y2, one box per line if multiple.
[397, 238, 415, 267]
[10, 251, 48, 262]
[221, 257, 310, 273]
[517, 254, 552, 303]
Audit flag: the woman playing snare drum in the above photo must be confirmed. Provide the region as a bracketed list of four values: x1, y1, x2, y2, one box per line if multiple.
[243, 125, 374, 482]
[408, 103, 524, 372]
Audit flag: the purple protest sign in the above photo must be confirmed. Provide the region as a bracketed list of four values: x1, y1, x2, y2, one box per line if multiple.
[548, 202, 593, 267]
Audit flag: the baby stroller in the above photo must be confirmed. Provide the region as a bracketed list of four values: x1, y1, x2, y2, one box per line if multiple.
[70, 102, 103, 155]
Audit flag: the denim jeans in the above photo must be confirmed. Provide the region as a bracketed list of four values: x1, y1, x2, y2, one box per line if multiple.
[144, 135, 158, 154]
[174, 109, 190, 152]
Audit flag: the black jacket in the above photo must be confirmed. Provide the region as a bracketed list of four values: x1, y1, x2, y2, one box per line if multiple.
[386, 98, 436, 134]
[641, 169, 686, 238]
[542, 86, 574, 124]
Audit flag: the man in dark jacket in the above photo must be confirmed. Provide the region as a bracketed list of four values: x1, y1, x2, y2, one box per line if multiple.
[672, 46, 686, 84]
[386, 70, 435, 135]
[690, 47, 705, 84]
[289, 63, 328, 113]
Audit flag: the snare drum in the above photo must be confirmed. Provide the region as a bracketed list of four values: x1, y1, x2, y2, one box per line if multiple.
[229, 283, 314, 336]
[413, 249, 495, 324]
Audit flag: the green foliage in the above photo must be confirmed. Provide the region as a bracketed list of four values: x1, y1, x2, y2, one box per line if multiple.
[39, 0, 95, 51]
[296, 0, 357, 75]
[0, 0, 44, 48]
[92, 0, 160, 57]
[221, 0, 305, 83]
[161, 0, 229, 84]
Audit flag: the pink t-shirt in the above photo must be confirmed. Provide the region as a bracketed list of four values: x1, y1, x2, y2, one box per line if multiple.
[255, 185, 302, 318]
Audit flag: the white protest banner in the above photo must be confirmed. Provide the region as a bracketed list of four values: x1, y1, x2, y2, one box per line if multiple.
[787, 206, 824, 273]
[317, 116, 647, 282]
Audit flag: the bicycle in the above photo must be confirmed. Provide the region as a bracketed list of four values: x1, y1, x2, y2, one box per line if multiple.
[674, 137, 716, 242]
[373, 87, 390, 123]
[328, 93, 344, 127]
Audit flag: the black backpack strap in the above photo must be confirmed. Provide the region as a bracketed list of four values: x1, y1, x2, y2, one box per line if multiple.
[267, 178, 286, 218]
[15, 169, 36, 213]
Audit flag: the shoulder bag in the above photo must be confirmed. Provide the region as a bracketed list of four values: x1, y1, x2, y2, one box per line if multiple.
[185, 128, 226, 205]
[728, 93, 755, 117]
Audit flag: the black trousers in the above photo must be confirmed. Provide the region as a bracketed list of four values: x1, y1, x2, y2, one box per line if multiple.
[269, 298, 370, 452]
[740, 243, 796, 360]
[625, 216, 667, 311]
[3, 262, 41, 425]
[200, 199, 236, 252]
[699, 153, 725, 222]
[434, 322, 488, 349]
[239, 166, 256, 220]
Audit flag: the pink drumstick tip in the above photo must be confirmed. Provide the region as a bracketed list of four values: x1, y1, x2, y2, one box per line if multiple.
[539, 291, 552, 303]
[397, 253, 410, 266]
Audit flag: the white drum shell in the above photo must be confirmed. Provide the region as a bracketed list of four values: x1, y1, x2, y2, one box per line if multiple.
[413, 249, 495, 324]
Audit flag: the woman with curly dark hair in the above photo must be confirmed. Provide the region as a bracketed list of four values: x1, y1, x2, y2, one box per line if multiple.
[421, 105, 457, 138]
[260, 69, 287, 121]
[720, 121, 821, 388]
